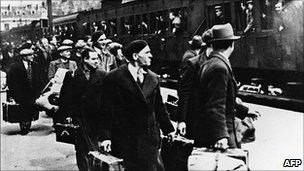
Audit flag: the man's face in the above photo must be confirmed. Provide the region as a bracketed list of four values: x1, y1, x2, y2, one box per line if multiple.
[248, 3, 253, 10]
[60, 49, 71, 59]
[84, 51, 99, 69]
[41, 38, 48, 46]
[215, 9, 222, 17]
[136, 45, 153, 67]
[25, 54, 34, 62]
[97, 34, 106, 49]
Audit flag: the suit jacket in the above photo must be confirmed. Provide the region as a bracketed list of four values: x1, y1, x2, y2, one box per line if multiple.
[48, 58, 77, 80]
[177, 53, 207, 138]
[7, 60, 43, 122]
[58, 67, 106, 151]
[195, 51, 240, 148]
[100, 64, 174, 168]
[35, 45, 53, 86]
[180, 49, 198, 74]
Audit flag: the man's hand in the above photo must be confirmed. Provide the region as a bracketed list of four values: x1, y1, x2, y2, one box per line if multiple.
[167, 132, 176, 143]
[214, 138, 228, 150]
[177, 122, 186, 136]
[98, 140, 111, 152]
[248, 108, 261, 120]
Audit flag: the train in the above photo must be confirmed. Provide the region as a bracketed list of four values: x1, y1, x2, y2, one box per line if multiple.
[1, 0, 303, 111]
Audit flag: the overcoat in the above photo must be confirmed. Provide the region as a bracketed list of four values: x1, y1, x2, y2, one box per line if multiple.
[48, 58, 77, 80]
[7, 60, 43, 122]
[58, 67, 106, 171]
[100, 64, 174, 170]
[177, 53, 207, 138]
[195, 51, 240, 148]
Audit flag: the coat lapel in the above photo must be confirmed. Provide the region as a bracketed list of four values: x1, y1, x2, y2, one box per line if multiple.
[141, 70, 158, 99]
[115, 65, 147, 103]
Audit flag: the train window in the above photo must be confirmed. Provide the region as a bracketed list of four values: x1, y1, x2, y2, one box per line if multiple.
[121, 17, 131, 35]
[150, 12, 157, 34]
[142, 14, 149, 35]
[169, 8, 188, 35]
[260, 0, 274, 30]
[157, 11, 166, 35]
[108, 19, 117, 37]
[235, 1, 247, 31]
[135, 15, 142, 35]
[207, 3, 231, 27]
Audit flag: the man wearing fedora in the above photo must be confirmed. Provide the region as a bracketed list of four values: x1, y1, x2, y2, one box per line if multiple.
[195, 23, 241, 149]
[99, 39, 175, 170]
[7, 48, 43, 135]
[180, 35, 205, 77]
[48, 45, 77, 80]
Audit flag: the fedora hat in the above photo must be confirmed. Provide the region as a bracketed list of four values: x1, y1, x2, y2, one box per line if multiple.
[189, 35, 206, 47]
[210, 23, 240, 42]
[20, 49, 34, 56]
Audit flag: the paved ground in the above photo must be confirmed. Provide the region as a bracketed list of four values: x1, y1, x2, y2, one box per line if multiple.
[1, 89, 303, 170]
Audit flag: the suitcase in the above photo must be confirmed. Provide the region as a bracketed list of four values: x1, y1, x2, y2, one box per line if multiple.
[2, 102, 23, 123]
[88, 151, 125, 171]
[54, 123, 79, 145]
[188, 147, 249, 170]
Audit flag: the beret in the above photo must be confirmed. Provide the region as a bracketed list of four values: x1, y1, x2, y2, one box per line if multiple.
[124, 39, 148, 61]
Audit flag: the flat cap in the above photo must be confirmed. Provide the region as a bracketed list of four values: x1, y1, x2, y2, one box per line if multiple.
[20, 49, 34, 56]
[57, 45, 72, 52]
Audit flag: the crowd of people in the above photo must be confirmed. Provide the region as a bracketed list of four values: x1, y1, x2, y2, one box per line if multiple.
[0, 20, 261, 170]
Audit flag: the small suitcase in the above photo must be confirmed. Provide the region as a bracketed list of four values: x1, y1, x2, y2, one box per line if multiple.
[2, 102, 23, 123]
[88, 151, 125, 171]
[54, 123, 79, 145]
[188, 147, 249, 170]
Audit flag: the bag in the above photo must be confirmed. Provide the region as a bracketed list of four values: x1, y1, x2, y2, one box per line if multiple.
[54, 123, 79, 145]
[2, 101, 22, 123]
[165, 94, 179, 121]
[235, 117, 256, 144]
[88, 151, 125, 171]
[188, 148, 249, 170]
[161, 136, 194, 171]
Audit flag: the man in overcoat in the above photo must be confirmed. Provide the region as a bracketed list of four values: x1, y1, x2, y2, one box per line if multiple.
[100, 40, 175, 171]
[7, 48, 43, 135]
[176, 29, 213, 138]
[48, 45, 77, 80]
[195, 23, 241, 149]
[58, 48, 106, 171]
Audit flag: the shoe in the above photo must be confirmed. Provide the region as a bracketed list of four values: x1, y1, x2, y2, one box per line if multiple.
[20, 130, 29, 135]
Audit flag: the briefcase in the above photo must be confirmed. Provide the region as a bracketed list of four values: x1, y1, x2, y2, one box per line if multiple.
[54, 123, 79, 145]
[2, 102, 22, 123]
[88, 151, 125, 171]
[188, 148, 249, 170]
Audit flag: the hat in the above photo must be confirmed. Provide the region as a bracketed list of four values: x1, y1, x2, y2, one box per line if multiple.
[210, 23, 240, 42]
[57, 45, 72, 52]
[101, 39, 113, 46]
[246, 0, 253, 4]
[75, 40, 87, 49]
[91, 30, 105, 43]
[62, 39, 73, 46]
[20, 49, 34, 56]
[20, 42, 33, 51]
[215, 5, 222, 9]
[124, 40, 148, 61]
[189, 35, 206, 47]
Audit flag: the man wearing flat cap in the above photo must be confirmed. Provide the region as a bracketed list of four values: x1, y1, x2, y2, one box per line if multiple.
[48, 45, 77, 80]
[195, 23, 241, 149]
[100, 39, 175, 170]
[7, 48, 43, 135]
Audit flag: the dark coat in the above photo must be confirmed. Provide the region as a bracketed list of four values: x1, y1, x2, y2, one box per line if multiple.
[35, 46, 53, 86]
[180, 49, 198, 74]
[48, 58, 77, 80]
[177, 53, 207, 138]
[7, 60, 43, 122]
[100, 64, 174, 169]
[59, 67, 106, 145]
[195, 52, 240, 148]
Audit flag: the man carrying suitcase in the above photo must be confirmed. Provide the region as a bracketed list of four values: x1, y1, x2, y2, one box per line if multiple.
[7, 47, 43, 135]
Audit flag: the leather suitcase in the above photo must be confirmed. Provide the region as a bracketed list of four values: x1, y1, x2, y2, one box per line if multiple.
[2, 102, 23, 123]
[54, 123, 79, 145]
[88, 151, 125, 171]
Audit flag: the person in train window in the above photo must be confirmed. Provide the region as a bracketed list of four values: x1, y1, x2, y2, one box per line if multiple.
[195, 23, 241, 149]
[99, 39, 175, 171]
[169, 11, 182, 35]
[242, 0, 255, 34]
[214, 5, 225, 24]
